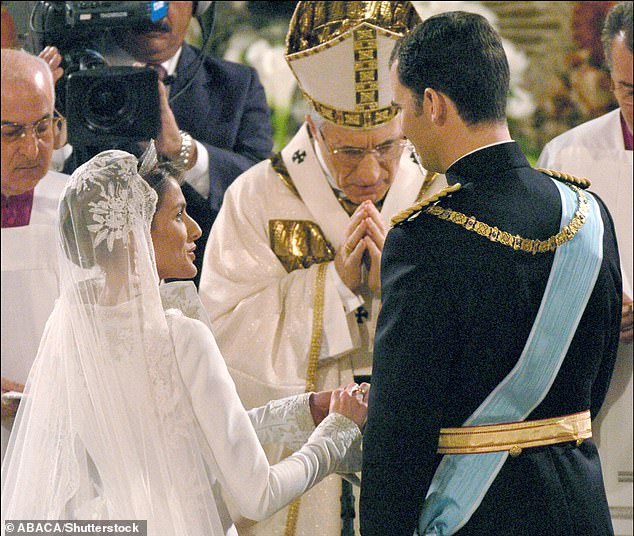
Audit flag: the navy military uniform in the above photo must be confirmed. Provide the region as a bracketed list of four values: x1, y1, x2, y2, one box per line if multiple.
[361, 141, 621, 535]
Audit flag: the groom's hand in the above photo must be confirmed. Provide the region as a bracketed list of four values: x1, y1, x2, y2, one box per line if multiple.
[309, 390, 333, 426]
[330, 383, 369, 432]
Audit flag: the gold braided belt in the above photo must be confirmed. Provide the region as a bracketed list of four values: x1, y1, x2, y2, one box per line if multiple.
[437, 410, 592, 458]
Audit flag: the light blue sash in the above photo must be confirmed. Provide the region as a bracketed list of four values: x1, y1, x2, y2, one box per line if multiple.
[418, 180, 604, 536]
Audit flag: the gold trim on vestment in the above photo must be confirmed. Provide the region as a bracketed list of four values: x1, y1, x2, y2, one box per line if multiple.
[269, 220, 336, 273]
[285, 263, 329, 536]
[270, 153, 300, 199]
[437, 410, 592, 457]
[305, 94, 399, 129]
[269, 153, 337, 272]
[353, 27, 379, 111]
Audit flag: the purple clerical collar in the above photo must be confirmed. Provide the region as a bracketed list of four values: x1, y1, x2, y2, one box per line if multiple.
[1, 189, 34, 228]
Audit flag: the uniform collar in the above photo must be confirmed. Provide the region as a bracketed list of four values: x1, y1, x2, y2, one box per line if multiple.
[445, 141, 530, 186]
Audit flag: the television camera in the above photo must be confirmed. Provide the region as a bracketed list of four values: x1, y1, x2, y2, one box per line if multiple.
[30, 1, 168, 158]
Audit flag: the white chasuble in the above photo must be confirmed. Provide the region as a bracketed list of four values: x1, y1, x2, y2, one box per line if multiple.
[200, 124, 443, 407]
[199, 124, 445, 536]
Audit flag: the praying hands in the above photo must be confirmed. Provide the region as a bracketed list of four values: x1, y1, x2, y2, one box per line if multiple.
[336, 200, 387, 294]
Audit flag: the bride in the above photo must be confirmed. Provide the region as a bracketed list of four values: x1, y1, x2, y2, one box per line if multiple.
[1, 150, 367, 535]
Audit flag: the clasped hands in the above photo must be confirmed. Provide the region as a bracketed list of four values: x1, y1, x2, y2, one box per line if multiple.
[309, 382, 371, 432]
[335, 200, 386, 294]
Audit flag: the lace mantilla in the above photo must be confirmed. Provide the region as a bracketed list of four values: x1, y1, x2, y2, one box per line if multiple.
[159, 281, 212, 329]
[67, 150, 157, 252]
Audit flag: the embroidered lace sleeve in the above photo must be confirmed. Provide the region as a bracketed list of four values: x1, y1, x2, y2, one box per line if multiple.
[247, 393, 315, 449]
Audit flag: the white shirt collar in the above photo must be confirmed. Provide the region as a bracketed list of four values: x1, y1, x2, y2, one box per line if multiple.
[448, 139, 514, 169]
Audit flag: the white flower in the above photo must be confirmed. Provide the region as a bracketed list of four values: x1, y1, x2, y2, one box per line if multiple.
[224, 28, 260, 64]
[245, 39, 297, 112]
[507, 86, 536, 120]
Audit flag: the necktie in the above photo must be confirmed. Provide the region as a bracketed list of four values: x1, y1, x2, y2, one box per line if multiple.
[148, 63, 168, 82]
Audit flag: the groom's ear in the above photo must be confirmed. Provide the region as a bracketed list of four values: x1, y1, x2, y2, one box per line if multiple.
[424, 88, 448, 126]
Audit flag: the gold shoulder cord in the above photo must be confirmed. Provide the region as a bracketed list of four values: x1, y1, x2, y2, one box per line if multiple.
[284, 263, 328, 536]
[391, 183, 462, 227]
[535, 167, 591, 190]
[392, 169, 592, 255]
[416, 170, 440, 202]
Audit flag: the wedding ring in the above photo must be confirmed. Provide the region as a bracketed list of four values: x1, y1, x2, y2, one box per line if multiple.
[345, 242, 354, 254]
[351, 387, 366, 397]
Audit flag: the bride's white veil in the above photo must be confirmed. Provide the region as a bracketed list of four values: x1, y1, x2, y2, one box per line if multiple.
[1, 151, 225, 534]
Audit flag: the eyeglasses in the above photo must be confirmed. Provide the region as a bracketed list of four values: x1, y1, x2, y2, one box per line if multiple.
[610, 79, 633, 106]
[319, 130, 410, 168]
[612, 86, 633, 105]
[1, 113, 64, 144]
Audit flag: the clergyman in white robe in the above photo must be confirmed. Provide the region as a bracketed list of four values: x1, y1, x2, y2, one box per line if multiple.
[1, 170, 67, 460]
[537, 107, 633, 531]
[199, 123, 445, 536]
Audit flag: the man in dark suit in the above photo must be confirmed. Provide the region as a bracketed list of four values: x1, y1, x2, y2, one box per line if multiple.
[52, 1, 273, 285]
[360, 11, 622, 536]
[116, 1, 272, 286]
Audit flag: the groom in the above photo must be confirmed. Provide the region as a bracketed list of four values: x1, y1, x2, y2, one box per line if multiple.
[361, 11, 622, 536]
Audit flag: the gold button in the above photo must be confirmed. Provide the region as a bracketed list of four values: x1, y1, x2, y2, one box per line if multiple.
[576, 438, 584, 446]
[509, 445, 522, 457]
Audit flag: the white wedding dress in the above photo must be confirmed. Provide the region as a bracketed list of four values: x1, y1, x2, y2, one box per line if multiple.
[0, 150, 362, 535]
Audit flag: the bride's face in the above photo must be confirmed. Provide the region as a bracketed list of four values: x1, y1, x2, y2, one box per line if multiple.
[150, 178, 201, 280]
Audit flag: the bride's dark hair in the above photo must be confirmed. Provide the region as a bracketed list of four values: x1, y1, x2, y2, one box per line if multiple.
[140, 161, 184, 225]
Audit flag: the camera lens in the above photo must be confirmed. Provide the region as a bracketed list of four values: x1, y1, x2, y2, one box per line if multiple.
[66, 66, 160, 145]
[84, 79, 137, 132]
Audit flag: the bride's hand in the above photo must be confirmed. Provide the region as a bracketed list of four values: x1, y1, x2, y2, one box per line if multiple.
[329, 382, 370, 431]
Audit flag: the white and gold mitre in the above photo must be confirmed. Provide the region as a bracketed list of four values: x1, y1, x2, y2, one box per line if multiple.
[285, 1, 421, 129]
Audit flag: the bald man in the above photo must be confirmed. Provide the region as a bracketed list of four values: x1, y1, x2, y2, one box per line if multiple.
[1, 49, 69, 460]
